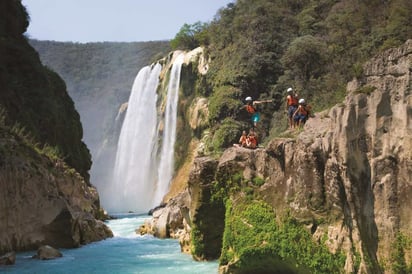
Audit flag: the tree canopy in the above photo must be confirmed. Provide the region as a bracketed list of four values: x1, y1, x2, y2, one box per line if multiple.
[170, 22, 209, 50]
[171, 0, 411, 150]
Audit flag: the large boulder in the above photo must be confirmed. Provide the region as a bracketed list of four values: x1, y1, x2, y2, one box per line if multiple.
[137, 156, 222, 259]
[137, 190, 191, 253]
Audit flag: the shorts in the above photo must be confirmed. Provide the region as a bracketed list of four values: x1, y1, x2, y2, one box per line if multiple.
[294, 114, 307, 122]
[288, 106, 297, 117]
[252, 112, 260, 123]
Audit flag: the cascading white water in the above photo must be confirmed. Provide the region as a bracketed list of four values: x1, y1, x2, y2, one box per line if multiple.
[153, 53, 185, 205]
[108, 63, 162, 213]
[108, 53, 185, 213]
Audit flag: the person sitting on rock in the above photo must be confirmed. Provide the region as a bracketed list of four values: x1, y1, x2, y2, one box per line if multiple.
[246, 128, 258, 149]
[233, 130, 248, 148]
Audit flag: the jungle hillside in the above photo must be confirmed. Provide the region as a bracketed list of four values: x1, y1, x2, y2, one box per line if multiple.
[170, 0, 411, 151]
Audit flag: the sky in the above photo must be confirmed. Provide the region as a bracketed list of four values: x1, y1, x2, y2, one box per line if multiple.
[21, 0, 234, 43]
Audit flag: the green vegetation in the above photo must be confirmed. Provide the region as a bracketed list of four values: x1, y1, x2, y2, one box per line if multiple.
[354, 85, 377, 95]
[211, 172, 243, 203]
[29, 40, 170, 105]
[170, 22, 209, 50]
[190, 182, 226, 260]
[221, 199, 346, 273]
[211, 171, 266, 200]
[0, 105, 79, 182]
[252, 176, 265, 187]
[190, 224, 206, 259]
[171, 0, 411, 150]
[206, 172, 345, 272]
[210, 118, 243, 152]
[390, 233, 412, 274]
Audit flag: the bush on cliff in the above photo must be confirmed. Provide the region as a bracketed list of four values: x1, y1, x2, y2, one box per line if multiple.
[220, 199, 346, 274]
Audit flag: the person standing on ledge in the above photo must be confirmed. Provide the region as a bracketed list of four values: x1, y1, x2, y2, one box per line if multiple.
[240, 96, 272, 128]
[285, 87, 298, 129]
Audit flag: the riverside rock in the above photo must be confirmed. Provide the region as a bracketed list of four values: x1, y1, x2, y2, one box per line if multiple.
[137, 190, 191, 253]
[32, 245, 62, 260]
[0, 251, 16, 265]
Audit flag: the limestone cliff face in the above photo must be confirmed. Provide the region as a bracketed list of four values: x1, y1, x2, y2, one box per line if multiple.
[142, 40, 411, 273]
[0, 126, 113, 254]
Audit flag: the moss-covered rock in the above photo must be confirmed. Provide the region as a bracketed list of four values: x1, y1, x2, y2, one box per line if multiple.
[188, 157, 225, 260]
[220, 198, 345, 274]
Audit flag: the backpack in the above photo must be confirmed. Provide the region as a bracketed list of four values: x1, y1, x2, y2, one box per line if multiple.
[305, 104, 312, 118]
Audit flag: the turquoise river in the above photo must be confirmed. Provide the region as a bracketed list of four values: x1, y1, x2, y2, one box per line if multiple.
[0, 214, 218, 274]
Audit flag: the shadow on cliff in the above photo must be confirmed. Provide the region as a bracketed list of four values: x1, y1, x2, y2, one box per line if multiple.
[345, 98, 380, 273]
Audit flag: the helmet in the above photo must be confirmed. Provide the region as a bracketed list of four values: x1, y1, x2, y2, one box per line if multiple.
[245, 96, 252, 101]
[287, 87, 293, 93]
[299, 98, 305, 104]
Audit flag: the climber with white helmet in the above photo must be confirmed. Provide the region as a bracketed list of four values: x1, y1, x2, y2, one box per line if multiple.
[285, 87, 299, 129]
[240, 96, 272, 127]
[292, 97, 309, 128]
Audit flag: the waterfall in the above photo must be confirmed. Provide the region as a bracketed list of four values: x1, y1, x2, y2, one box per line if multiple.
[108, 63, 162, 213]
[107, 53, 185, 213]
[154, 53, 185, 205]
